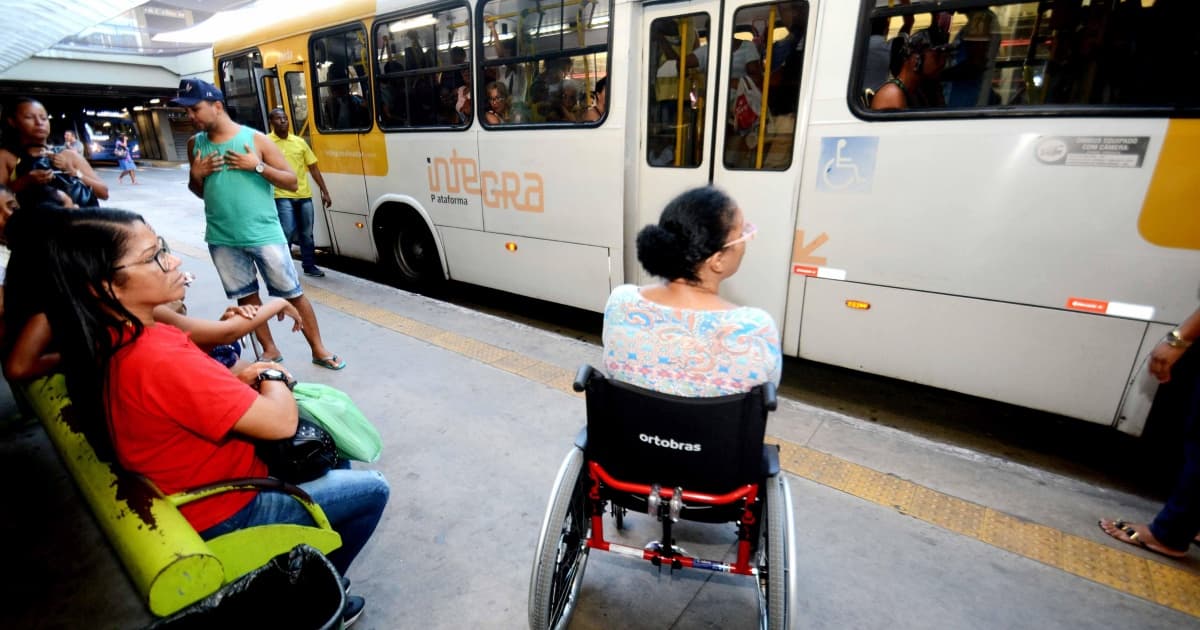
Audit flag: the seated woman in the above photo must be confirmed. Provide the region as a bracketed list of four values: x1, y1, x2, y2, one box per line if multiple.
[603, 186, 781, 396]
[0, 97, 108, 208]
[38, 208, 388, 626]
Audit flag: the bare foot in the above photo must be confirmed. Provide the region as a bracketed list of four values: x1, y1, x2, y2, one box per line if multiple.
[1098, 519, 1189, 558]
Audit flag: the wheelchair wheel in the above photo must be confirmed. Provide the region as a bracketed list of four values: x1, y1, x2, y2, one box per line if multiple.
[759, 473, 793, 630]
[529, 447, 590, 630]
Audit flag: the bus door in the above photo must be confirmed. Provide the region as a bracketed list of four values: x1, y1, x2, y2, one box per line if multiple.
[636, 1, 811, 324]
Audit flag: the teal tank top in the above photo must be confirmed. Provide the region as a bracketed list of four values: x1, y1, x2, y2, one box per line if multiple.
[193, 125, 286, 247]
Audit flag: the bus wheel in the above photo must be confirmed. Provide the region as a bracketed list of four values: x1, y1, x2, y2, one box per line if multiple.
[380, 212, 443, 286]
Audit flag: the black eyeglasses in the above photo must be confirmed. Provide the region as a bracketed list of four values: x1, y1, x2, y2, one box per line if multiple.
[113, 236, 172, 273]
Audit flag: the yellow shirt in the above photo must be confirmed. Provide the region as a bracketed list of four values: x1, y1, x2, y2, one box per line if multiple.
[267, 132, 318, 199]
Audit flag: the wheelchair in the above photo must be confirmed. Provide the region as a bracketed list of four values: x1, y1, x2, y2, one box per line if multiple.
[528, 365, 797, 629]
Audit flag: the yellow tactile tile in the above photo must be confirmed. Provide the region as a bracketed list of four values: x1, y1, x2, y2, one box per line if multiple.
[296, 279, 1200, 619]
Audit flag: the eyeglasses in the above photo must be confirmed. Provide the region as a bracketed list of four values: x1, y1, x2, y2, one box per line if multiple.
[113, 236, 172, 273]
[489, 95, 505, 102]
[723, 222, 757, 248]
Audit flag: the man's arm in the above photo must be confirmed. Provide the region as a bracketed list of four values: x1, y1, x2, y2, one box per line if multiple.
[186, 135, 221, 199]
[308, 163, 332, 208]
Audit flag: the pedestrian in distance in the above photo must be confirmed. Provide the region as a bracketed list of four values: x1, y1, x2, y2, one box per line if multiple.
[62, 130, 84, 155]
[1100, 305, 1200, 558]
[116, 134, 138, 184]
[267, 107, 331, 278]
[173, 78, 346, 371]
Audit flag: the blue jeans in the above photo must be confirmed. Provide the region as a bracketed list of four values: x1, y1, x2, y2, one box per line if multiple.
[1150, 361, 1200, 551]
[275, 197, 317, 269]
[199, 469, 390, 575]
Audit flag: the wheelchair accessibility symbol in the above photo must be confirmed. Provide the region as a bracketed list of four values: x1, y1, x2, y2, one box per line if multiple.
[817, 136, 878, 193]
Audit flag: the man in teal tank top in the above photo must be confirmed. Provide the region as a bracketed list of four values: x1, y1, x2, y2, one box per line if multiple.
[173, 79, 345, 370]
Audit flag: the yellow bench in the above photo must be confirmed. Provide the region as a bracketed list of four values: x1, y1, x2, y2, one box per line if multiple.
[26, 374, 342, 617]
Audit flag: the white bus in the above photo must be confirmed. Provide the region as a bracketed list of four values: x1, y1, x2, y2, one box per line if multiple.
[212, 0, 1200, 435]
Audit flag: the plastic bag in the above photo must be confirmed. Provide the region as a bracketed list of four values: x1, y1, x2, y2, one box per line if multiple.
[731, 76, 762, 132]
[293, 382, 383, 463]
[146, 544, 344, 629]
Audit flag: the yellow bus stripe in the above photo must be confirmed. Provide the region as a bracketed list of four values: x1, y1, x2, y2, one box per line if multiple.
[165, 236, 1200, 618]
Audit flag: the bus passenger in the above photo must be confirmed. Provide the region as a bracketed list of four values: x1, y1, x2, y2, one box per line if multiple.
[870, 30, 946, 111]
[582, 76, 607, 122]
[38, 207, 388, 626]
[602, 187, 782, 397]
[484, 81, 526, 124]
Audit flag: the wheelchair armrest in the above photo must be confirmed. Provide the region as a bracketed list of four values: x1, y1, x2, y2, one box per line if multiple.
[763, 382, 778, 412]
[573, 364, 596, 392]
[762, 444, 780, 477]
[166, 477, 334, 531]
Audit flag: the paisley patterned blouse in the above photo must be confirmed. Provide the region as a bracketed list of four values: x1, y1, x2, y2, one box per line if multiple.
[602, 284, 782, 397]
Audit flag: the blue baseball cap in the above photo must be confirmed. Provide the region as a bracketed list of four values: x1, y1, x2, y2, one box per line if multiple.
[170, 78, 224, 106]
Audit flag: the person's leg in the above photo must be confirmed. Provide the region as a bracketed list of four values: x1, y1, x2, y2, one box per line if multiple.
[130, 166, 137, 184]
[253, 242, 338, 364]
[199, 469, 390, 575]
[275, 198, 299, 247]
[209, 244, 281, 361]
[1149, 365, 1200, 549]
[296, 197, 320, 272]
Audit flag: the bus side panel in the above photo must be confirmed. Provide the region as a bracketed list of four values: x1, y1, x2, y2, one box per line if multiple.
[798, 278, 1147, 425]
[372, 134, 484, 232]
[438, 226, 611, 312]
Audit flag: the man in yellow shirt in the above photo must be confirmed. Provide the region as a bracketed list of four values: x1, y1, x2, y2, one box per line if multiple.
[268, 108, 332, 277]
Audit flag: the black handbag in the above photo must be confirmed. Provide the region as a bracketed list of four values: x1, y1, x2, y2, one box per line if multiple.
[15, 153, 98, 208]
[256, 419, 339, 483]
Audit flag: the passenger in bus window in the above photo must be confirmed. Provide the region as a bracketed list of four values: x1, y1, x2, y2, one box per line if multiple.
[870, 30, 946, 111]
[1100, 305, 1200, 559]
[602, 186, 781, 397]
[760, 2, 808, 169]
[484, 81, 526, 124]
[942, 10, 1000, 108]
[582, 76, 607, 122]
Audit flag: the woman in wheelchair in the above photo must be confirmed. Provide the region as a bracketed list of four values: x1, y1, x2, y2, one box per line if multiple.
[38, 208, 387, 625]
[528, 187, 793, 630]
[603, 185, 782, 396]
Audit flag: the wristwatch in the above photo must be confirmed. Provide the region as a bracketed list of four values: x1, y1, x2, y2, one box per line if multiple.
[257, 368, 295, 390]
[1165, 329, 1193, 349]
[254, 161, 266, 174]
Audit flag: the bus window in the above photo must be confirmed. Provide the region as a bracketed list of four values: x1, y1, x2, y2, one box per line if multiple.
[857, 0, 1200, 114]
[479, 0, 611, 127]
[723, 1, 809, 170]
[647, 14, 709, 167]
[284, 71, 311, 141]
[311, 26, 373, 131]
[218, 50, 266, 132]
[374, 5, 472, 130]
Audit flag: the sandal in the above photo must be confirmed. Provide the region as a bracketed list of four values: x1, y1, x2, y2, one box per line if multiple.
[1098, 519, 1189, 558]
[312, 355, 346, 370]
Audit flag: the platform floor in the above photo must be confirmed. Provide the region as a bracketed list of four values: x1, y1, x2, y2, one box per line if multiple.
[1, 166, 1197, 629]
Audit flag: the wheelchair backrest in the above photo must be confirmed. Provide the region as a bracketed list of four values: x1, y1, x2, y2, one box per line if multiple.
[582, 368, 773, 494]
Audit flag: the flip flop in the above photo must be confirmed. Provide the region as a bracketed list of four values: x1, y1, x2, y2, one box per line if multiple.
[1098, 519, 1189, 558]
[312, 355, 346, 370]
[271, 356, 285, 363]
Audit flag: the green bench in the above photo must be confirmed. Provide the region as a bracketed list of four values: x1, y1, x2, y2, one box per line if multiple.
[26, 373, 342, 617]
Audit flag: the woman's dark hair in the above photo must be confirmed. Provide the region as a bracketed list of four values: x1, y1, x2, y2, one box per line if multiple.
[1, 97, 43, 153]
[636, 186, 737, 282]
[594, 76, 608, 95]
[37, 208, 147, 459]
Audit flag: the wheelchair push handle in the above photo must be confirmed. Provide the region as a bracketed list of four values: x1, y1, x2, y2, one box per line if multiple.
[763, 382, 778, 412]
[573, 365, 595, 392]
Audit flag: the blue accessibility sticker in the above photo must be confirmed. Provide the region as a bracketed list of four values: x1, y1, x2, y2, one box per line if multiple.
[816, 136, 878, 193]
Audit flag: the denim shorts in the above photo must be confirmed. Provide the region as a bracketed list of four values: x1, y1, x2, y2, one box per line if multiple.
[209, 242, 303, 300]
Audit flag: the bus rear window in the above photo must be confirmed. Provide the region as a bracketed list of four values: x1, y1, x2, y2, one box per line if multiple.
[855, 0, 1200, 115]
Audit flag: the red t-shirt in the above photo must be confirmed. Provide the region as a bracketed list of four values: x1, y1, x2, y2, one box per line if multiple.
[107, 323, 264, 532]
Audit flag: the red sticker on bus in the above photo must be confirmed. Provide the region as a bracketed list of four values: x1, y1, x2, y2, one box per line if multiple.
[792, 265, 818, 276]
[1065, 297, 1109, 313]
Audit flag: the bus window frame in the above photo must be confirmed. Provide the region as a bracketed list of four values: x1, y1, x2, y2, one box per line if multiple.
[848, 0, 1200, 121]
[309, 23, 376, 134]
[283, 71, 312, 140]
[474, 0, 614, 131]
[371, 1, 474, 133]
[216, 47, 269, 133]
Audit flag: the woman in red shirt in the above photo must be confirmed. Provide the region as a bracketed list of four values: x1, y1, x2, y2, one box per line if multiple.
[40, 207, 386, 626]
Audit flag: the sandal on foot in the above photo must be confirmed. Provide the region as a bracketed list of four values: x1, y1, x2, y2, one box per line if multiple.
[1098, 519, 1189, 558]
[312, 354, 346, 370]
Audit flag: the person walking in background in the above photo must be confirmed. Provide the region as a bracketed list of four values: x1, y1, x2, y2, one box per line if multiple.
[62, 130, 84, 155]
[267, 107, 331, 278]
[115, 134, 137, 184]
[173, 78, 346, 371]
[1100, 305, 1200, 558]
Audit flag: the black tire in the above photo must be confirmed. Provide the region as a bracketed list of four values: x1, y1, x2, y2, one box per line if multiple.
[529, 448, 590, 630]
[760, 473, 791, 630]
[382, 212, 442, 285]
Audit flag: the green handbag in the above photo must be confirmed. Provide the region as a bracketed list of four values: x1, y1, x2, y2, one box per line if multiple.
[292, 383, 382, 463]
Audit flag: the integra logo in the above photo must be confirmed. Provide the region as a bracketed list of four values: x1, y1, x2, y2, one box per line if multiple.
[639, 433, 702, 452]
